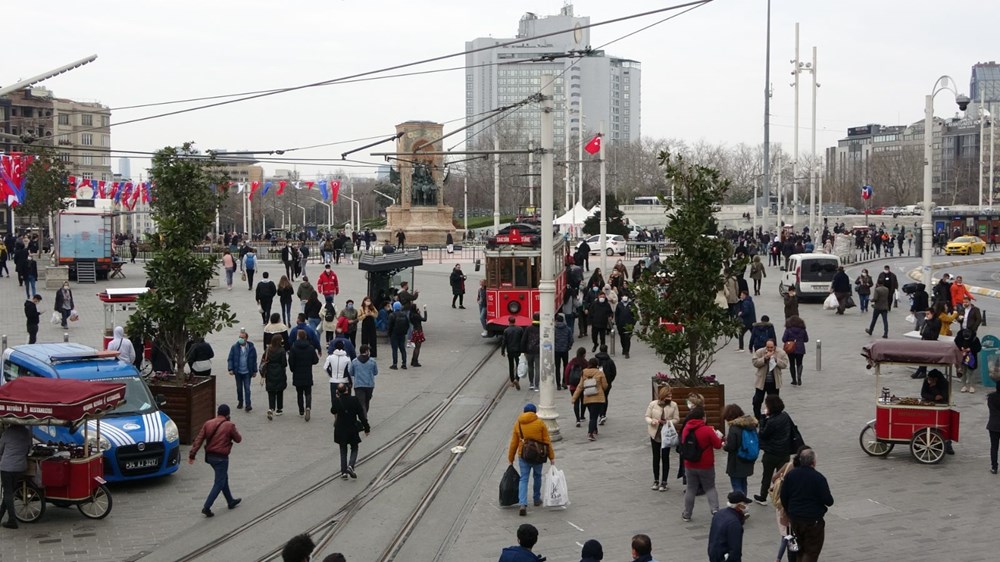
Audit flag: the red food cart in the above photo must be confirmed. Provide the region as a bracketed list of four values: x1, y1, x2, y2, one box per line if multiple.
[0, 377, 126, 521]
[858, 340, 963, 464]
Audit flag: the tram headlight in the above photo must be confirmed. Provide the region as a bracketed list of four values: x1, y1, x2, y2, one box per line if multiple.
[507, 301, 521, 314]
[164, 419, 179, 442]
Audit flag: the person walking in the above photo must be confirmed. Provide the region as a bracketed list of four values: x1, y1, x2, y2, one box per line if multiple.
[408, 303, 428, 367]
[830, 266, 852, 315]
[645, 385, 680, 492]
[553, 313, 574, 390]
[722, 404, 758, 502]
[0, 423, 32, 529]
[298, 241, 310, 276]
[304, 292, 323, 331]
[350, 344, 378, 417]
[358, 297, 379, 358]
[222, 250, 236, 290]
[276, 276, 295, 327]
[243, 248, 257, 290]
[565, 347, 589, 425]
[955, 328, 982, 393]
[395, 229, 406, 250]
[317, 264, 340, 305]
[320, 295, 339, 344]
[477, 279, 490, 337]
[188, 404, 243, 517]
[24, 294, 42, 344]
[325, 340, 352, 401]
[751, 340, 788, 420]
[226, 330, 258, 413]
[736, 291, 756, 352]
[783, 286, 799, 320]
[501, 316, 524, 389]
[521, 313, 542, 390]
[749, 315, 776, 354]
[450, 264, 467, 308]
[287, 330, 318, 421]
[779, 448, 834, 562]
[781, 316, 809, 386]
[707, 491, 748, 562]
[0, 239, 9, 279]
[263, 313, 289, 351]
[877, 265, 900, 308]
[281, 242, 296, 281]
[865, 278, 891, 338]
[261, 337, 288, 420]
[754, 395, 793, 505]
[854, 268, 873, 313]
[21, 254, 38, 299]
[594, 345, 616, 424]
[988, 378, 1000, 475]
[387, 301, 410, 370]
[615, 294, 636, 358]
[680, 405, 724, 522]
[749, 255, 766, 296]
[506, 403, 555, 516]
[571, 358, 608, 441]
[54, 281, 75, 329]
[330, 383, 370, 479]
[296, 276, 317, 314]
[587, 289, 613, 352]
[255, 272, 277, 326]
[498, 523, 546, 562]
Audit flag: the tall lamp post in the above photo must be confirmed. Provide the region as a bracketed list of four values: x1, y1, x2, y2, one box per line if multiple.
[921, 76, 970, 287]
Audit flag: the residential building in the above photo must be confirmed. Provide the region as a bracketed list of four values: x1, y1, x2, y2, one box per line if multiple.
[51, 91, 113, 183]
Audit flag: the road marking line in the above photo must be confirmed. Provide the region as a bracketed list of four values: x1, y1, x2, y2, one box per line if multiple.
[567, 521, 585, 532]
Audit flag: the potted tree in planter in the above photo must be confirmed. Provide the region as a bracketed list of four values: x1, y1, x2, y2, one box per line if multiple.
[633, 151, 744, 429]
[126, 144, 236, 444]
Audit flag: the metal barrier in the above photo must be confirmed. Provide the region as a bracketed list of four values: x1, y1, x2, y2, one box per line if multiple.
[626, 241, 675, 260]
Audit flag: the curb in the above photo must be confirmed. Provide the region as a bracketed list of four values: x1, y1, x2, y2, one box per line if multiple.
[905, 256, 1000, 299]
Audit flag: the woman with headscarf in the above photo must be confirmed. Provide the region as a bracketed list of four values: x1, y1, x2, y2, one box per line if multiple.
[106, 326, 136, 366]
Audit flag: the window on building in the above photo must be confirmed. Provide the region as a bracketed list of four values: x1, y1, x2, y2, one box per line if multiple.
[82, 114, 93, 126]
[101, 116, 110, 127]
[101, 134, 110, 147]
[58, 134, 71, 145]
[58, 114, 69, 125]
[82, 172, 94, 181]
[81, 155, 93, 166]
[58, 153, 70, 162]
[81, 133, 93, 145]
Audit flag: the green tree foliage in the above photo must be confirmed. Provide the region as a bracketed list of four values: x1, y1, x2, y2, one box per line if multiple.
[633, 151, 743, 386]
[582, 193, 629, 236]
[21, 148, 69, 228]
[126, 144, 236, 379]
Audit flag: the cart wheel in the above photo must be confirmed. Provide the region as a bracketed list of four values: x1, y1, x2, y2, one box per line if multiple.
[13, 479, 45, 523]
[859, 422, 894, 457]
[77, 484, 113, 519]
[910, 428, 946, 464]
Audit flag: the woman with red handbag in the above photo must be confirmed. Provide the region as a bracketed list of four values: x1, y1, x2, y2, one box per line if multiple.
[781, 316, 809, 386]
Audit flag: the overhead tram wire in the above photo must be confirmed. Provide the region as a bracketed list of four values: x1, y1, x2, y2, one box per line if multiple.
[36, 1, 714, 142]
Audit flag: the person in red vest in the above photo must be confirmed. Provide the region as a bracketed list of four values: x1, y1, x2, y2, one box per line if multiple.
[317, 264, 339, 304]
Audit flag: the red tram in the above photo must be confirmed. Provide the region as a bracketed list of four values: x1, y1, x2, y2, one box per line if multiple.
[483, 229, 566, 335]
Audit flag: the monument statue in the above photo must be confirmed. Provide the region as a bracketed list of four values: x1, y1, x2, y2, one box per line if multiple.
[411, 162, 437, 206]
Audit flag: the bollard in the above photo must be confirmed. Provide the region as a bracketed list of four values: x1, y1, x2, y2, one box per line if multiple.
[64, 332, 70, 343]
[816, 339, 822, 371]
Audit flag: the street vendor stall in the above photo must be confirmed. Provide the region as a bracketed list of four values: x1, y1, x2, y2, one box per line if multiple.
[97, 288, 148, 349]
[859, 340, 963, 464]
[0, 377, 125, 521]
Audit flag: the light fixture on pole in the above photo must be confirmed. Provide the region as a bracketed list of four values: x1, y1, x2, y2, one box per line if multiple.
[463, 176, 469, 234]
[290, 203, 307, 228]
[921, 76, 970, 288]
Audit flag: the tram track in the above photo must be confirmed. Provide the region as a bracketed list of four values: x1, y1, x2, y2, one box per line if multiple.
[168, 345, 503, 562]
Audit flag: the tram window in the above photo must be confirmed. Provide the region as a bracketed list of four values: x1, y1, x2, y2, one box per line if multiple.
[514, 258, 529, 287]
[486, 259, 498, 287]
[530, 257, 541, 286]
[499, 258, 514, 286]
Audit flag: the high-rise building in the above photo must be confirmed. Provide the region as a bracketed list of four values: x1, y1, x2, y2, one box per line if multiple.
[465, 4, 641, 150]
[970, 61, 1000, 113]
[118, 157, 132, 181]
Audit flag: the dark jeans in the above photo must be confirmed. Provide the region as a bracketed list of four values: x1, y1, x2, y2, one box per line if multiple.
[586, 403, 602, 435]
[1, 470, 16, 524]
[578, 313, 588, 336]
[554, 351, 568, 388]
[859, 294, 870, 312]
[650, 438, 671, 482]
[246, 269, 255, 289]
[260, 299, 273, 325]
[234, 373, 252, 408]
[524, 353, 539, 387]
[295, 386, 312, 414]
[738, 326, 749, 349]
[591, 327, 607, 349]
[280, 301, 292, 326]
[599, 384, 612, 418]
[753, 277, 762, 294]
[868, 309, 888, 337]
[355, 387, 373, 416]
[339, 443, 358, 474]
[389, 333, 407, 367]
[789, 518, 825, 562]
[267, 390, 283, 412]
[60, 307, 71, 328]
[506, 351, 521, 383]
[451, 294, 464, 307]
[759, 451, 789, 498]
[204, 455, 235, 510]
[788, 353, 804, 383]
[752, 382, 779, 420]
[990, 430, 1000, 471]
[27, 323, 38, 344]
[620, 330, 632, 356]
[573, 395, 585, 422]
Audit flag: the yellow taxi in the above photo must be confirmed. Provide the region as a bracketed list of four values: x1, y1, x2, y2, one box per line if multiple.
[944, 235, 987, 255]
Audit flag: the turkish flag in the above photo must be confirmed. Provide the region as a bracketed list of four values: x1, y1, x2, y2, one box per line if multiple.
[277, 180, 287, 195]
[584, 134, 602, 155]
[330, 179, 341, 203]
[249, 181, 260, 201]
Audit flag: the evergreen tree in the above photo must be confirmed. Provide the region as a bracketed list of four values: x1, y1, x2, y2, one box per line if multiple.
[582, 193, 629, 236]
[21, 147, 69, 231]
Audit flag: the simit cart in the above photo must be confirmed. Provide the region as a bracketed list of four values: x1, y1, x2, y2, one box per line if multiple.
[858, 340, 963, 464]
[0, 377, 126, 521]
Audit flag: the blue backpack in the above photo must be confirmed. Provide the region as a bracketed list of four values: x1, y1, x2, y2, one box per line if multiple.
[245, 253, 256, 269]
[738, 428, 760, 461]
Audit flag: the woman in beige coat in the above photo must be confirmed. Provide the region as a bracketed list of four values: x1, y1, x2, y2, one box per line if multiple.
[571, 358, 608, 441]
[645, 385, 680, 491]
[750, 339, 788, 420]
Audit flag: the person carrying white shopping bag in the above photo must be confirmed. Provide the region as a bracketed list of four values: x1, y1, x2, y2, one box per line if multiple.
[506, 403, 555, 517]
[542, 464, 570, 508]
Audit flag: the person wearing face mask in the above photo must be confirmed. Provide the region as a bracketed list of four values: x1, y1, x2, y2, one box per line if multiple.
[54, 281, 75, 328]
[676, 393, 705, 485]
[587, 288, 614, 353]
[21, 252, 38, 298]
[281, 242, 296, 281]
[358, 297, 379, 358]
[350, 344, 378, 417]
[339, 299, 359, 346]
[450, 264, 467, 309]
[227, 329, 259, 412]
[645, 385, 680, 492]
[330, 383, 370, 479]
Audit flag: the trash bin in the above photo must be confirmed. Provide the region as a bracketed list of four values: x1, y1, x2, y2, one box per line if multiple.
[980, 335, 1000, 387]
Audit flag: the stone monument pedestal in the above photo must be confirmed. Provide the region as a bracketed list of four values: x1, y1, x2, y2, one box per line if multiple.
[383, 206, 456, 246]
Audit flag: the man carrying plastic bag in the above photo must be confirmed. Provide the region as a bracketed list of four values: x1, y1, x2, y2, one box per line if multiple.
[542, 465, 570, 508]
[507, 403, 555, 516]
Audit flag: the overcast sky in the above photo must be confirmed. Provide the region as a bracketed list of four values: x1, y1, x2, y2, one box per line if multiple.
[7, 0, 998, 179]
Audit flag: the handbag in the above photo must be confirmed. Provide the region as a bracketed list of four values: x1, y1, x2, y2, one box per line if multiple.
[241, 271, 247, 281]
[660, 407, 678, 448]
[783, 340, 797, 354]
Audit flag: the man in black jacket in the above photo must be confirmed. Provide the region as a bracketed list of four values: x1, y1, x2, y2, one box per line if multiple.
[830, 266, 852, 315]
[595, 345, 617, 425]
[24, 294, 42, 344]
[912, 310, 942, 379]
[500, 317, 524, 389]
[386, 301, 409, 370]
[780, 448, 834, 562]
[615, 296, 636, 359]
[932, 274, 952, 309]
[255, 272, 277, 326]
[876, 265, 899, 308]
[520, 313, 541, 390]
[587, 291, 614, 352]
[754, 395, 791, 505]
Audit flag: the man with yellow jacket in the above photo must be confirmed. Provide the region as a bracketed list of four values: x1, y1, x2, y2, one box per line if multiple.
[508, 403, 555, 517]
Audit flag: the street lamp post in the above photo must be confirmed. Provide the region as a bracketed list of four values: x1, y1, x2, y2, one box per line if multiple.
[290, 203, 307, 228]
[537, 74, 560, 441]
[921, 76, 970, 288]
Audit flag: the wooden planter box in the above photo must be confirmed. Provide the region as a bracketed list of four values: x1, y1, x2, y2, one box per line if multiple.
[651, 379, 726, 430]
[148, 375, 217, 445]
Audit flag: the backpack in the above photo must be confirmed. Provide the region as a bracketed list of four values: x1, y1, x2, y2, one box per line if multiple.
[567, 364, 583, 387]
[677, 426, 704, 463]
[324, 304, 336, 323]
[737, 428, 760, 461]
[598, 357, 617, 384]
[245, 253, 256, 269]
[582, 377, 599, 397]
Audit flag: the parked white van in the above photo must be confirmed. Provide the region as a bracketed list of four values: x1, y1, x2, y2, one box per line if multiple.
[778, 253, 841, 300]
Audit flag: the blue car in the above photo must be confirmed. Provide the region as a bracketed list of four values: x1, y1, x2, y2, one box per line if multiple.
[1, 343, 181, 482]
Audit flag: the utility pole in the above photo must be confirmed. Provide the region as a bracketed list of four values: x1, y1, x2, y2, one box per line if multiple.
[528, 135, 534, 208]
[463, 176, 469, 234]
[564, 96, 571, 212]
[537, 73, 560, 440]
[599, 121, 607, 274]
[494, 135, 501, 233]
[762, 0, 772, 225]
[792, 22, 800, 231]
[810, 46, 818, 234]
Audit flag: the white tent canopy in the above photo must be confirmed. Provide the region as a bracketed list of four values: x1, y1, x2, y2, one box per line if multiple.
[553, 203, 599, 226]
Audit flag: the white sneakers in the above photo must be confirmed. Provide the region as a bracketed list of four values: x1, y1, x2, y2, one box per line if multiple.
[961, 386, 977, 393]
[481, 331, 489, 337]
